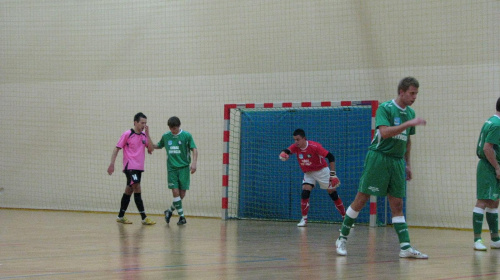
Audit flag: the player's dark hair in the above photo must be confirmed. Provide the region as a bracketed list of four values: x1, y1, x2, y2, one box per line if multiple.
[168, 116, 181, 128]
[293, 128, 306, 138]
[496, 97, 500, 112]
[398, 77, 419, 94]
[134, 112, 147, 122]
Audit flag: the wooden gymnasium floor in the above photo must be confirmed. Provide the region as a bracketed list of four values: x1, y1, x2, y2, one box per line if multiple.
[1, 209, 499, 280]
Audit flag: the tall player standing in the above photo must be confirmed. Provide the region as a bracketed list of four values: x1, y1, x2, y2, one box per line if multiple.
[472, 97, 500, 251]
[279, 128, 346, 227]
[335, 77, 427, 258]
[107, 112, 156, 225]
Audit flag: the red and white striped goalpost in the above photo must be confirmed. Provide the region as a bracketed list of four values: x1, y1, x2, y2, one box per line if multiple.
[222, 100, 379, 226]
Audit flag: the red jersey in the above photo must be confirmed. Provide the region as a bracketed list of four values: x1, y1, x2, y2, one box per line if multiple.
[288, 140, 329, 173]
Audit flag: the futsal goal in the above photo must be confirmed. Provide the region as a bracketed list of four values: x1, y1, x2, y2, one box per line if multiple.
[222, 101, 396, 226]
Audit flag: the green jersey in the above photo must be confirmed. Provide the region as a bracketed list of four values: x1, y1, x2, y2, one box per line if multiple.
[476, 115, 500, 162]
[157, 130, 197, 171]
[369, 100, 416, 158]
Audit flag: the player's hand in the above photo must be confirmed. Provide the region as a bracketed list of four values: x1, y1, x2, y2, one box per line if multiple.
[330, 171, 340, 188]
[410, 117, 426, 127]
[405, 166, 412, 181]
[190, 163, 197, 174]
[279, 151, 289, 161]
[144, 125, 149, 135]
[107, 164, 114, 175]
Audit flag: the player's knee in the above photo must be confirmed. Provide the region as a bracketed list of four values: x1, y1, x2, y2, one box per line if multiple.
[301, 190, 311, 199]
[329, 190, 339, 201]
[388, 196, 403, 211]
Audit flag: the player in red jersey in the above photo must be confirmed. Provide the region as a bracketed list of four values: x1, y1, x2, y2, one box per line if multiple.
[279, 128, 345, 227]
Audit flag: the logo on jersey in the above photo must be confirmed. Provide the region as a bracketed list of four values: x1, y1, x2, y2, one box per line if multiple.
[299, 154, 304, 159]
[169, 145, 181, 154]
[368, 186, 379, 192]
[307, 154, 312, 158]
[178, 141, 182, 145]
[393, 133, 408, 141]
[394, 117, 401, 126]
[168, 140, 172, 146]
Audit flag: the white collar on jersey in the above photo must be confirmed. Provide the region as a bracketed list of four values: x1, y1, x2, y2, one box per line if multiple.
[172, 129, 183, 136]
[391, 99, 407, 111]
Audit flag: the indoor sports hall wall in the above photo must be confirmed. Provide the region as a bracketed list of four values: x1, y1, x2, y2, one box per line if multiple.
[1, 1, 498, 229]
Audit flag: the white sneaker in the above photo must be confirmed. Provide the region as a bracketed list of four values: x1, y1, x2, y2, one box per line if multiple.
[399, 247, 428, 259]
[491, 240, 500, 249]
[336, 238, 347, 256]
[474, 239, 487, 251]
[297, 218, 307, 227]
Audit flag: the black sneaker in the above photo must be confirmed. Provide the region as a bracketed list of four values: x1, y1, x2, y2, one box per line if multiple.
[164, 210, 173, 224]
[177, 216, 186, 225]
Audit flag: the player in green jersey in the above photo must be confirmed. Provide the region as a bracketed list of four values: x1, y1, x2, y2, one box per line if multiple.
[472, 97, 500, 251]
[335, 77, 428, 259]
[154, 116, 198, 225]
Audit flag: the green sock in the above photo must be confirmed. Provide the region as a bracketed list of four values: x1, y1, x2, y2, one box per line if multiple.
[340, 216, 356, 237]
[393, 223, 410, 249]
[473, 212, 484, 241]
[170, 204, 176, 213]
[486, 211, 499, 241]
[173, 199, 184, 217]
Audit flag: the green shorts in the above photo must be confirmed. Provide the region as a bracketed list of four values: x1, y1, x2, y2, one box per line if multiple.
[358, 150, 406, 198]
[476, 159, 500, 200]
[168, 166, 191, 190]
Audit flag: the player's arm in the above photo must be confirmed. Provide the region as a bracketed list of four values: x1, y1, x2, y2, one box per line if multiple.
[152, 138, 161, 149]
[144, 125, 154, 154]
[107, 147, 121, 175]
[190, 148, 198, 174]
[152, 143, 161, 149]
[326, 152, 340, 188]
[484, 142, 500, 179]
[405, 136, 412, 180]
[378, 118, 426, 139]
[279, 148, 291, 161]
[326, 152, 336, 171]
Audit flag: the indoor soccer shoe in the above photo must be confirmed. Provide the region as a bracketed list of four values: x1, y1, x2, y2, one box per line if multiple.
[491, 240, 500, 249]
[177, 216, 186, 225]
[336, 238, 347, 256]
[297, 218, 307, 227]
[141, 217, 156, 225]
[473, 239, 487, 251]
[399, 247, 428, 259]
[116, 216, 132, 224]
[164, 209, 173, 224]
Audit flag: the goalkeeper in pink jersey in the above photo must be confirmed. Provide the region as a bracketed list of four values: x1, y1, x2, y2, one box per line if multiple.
[279, 128, 346, 227]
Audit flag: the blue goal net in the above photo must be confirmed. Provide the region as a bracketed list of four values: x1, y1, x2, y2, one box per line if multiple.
[231, 105, 381, 224]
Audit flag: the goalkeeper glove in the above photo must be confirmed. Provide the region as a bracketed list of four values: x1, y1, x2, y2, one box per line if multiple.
[330, 170, 340, 188]
[279, 151, 289, 161]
